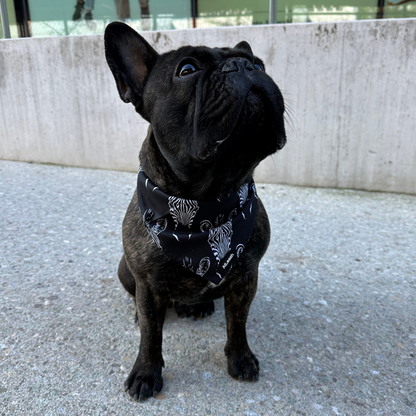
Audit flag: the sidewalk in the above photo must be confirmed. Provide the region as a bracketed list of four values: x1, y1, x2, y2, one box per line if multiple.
[0, 160, 415, 416]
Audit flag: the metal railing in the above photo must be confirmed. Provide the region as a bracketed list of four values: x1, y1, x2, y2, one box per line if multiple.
[0, 0, 11, 38]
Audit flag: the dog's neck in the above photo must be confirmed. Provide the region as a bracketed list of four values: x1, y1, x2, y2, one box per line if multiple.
[139, 127, 254, 201]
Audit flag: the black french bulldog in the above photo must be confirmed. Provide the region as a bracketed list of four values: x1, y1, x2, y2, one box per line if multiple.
[104, 22, 286, 401]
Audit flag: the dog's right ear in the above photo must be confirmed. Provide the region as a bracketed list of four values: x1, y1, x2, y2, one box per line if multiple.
[104, 22, 158, 118]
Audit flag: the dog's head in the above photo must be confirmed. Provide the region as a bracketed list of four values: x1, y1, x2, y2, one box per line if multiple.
[105, 23, 285, 193]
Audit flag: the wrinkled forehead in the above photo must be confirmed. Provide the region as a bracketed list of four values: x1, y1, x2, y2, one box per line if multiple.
[159, 44, 257, 67]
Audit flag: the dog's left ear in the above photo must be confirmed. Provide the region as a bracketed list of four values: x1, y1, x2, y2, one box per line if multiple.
[234, 41, 253, 55]
[104, 22, 159, 118]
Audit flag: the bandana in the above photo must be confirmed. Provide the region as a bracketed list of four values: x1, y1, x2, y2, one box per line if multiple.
[137, 168, 258, 285]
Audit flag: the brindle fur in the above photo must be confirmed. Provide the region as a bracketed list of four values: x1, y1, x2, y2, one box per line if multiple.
[104, 21, 286, 401]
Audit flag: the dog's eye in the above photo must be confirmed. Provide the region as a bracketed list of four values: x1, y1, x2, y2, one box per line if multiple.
[179, 63, 196, 77]
[254, 63, 264, 71]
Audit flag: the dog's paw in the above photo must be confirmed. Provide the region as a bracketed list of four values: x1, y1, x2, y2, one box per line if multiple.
[226, 351, 260, 382]
[174, 301, 215, 319]
[124, 366, 163, 401]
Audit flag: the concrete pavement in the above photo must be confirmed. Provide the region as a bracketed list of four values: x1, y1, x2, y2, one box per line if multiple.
[0, 160, 415, 415]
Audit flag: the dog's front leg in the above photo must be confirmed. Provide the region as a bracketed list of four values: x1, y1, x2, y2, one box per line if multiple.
[224, 273, 260, 381]
[125, 279, 168, 400]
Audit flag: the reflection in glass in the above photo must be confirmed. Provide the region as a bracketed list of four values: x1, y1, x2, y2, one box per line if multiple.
[0, 0, 415, 38]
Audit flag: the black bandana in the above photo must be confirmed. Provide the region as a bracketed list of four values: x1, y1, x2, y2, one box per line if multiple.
[137, 168, 258, 285]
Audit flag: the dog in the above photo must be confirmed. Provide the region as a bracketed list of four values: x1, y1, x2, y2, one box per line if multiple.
[104, 22, 286, 401]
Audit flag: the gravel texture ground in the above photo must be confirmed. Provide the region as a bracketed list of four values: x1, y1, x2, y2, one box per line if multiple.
[0, 160, 415, 416]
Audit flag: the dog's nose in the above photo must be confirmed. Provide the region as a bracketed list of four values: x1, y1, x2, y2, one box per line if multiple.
[222, 57, 254, 73]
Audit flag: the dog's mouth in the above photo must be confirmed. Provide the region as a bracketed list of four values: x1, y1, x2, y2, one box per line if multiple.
[196, 85, 285, 162]
[195, 89, 255, 162]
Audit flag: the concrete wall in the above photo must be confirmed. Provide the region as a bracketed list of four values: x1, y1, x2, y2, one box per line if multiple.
[0, 19, 415, 194]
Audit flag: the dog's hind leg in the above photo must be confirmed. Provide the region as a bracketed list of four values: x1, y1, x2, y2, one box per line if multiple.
[118, 255, 136, 297]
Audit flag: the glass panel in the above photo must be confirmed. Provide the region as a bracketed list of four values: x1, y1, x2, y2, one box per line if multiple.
[2, 1, 416, 38]
[26, 0, 191, 37]
[2, 0, 19, 38]
[198, 0, 416, 24]
[198, 0, 269, 27]
[198, 0, 387, 26]
[281, 0, 379, 23]
[383, 0, 416, 19]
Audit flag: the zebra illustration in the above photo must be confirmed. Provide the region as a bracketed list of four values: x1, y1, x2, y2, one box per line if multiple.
[236, 243, 245, 258]
[238, 183, 249, 208]
[207, 219, 233, 264]
[200, 215, 234, 264]
[168, 196, 199, 230]
[183, 256, 193, 271]
[251, 183, 258, 199]
[228, 208, 238, 220]
[196, 257, 211, 277]
[143, 209, 167, 249]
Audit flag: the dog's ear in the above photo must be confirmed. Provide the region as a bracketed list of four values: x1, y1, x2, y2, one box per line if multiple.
[234, 41, 253, 55]
[104, 22, 158, 117]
